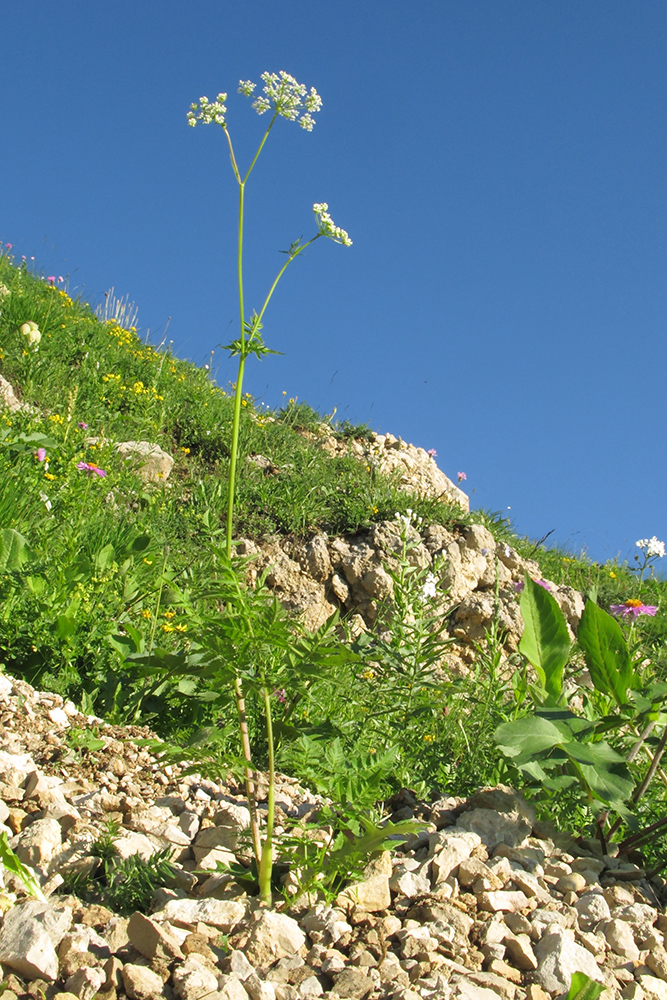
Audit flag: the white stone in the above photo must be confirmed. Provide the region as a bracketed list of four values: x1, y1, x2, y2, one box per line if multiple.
[0, 900, 72, 981]
[47, 706, 70, 728]
[121, 962, 166, 1000]
[604, 918, 641, 961]
[639, 977, 667, 1000]
[64, 966, 106, 1000]
[172, 954, 220, 1000]
[218, 974, 251, 1000]
[156, 897, 246, 932]
[575, 891, 612, 930]
[246, 974, 277, 1000]
[14, 816, 63, 868]
[114, 440, 174, 482]
[244, 910, 306, 966]
[534, 926, 604, 993]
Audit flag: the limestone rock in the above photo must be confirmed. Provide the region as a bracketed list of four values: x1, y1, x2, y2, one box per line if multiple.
[156, 897, 246, 932]
[172, 954, 220, 1000]
[114, 440, 174, 483]
[0, 899, 73, 981]
[534, 926, 604, 993]
[121, 963, 166, 1000]
[14, 816, 63, 868]
[127, 911, 184, 962]
[244, 910, 306, 967]
[63, 966, 106, 1000]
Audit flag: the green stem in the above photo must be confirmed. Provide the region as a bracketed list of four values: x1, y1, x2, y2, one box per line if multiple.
[258, 685, 276, 905]
[233, 673, 262, 863]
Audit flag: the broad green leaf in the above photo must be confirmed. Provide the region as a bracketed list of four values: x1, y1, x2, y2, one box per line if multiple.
[578, 600, 633, 705]
[495, 715, 565, 763]
[562, 739, 625, 767]
[55, 615, 77, 640]
[130, 534, 151, 552]
[576, 760, 635, 807]
[519, 575, 570, 701]
[95, 543, 115, 571]
[0, 528, 32, 571]
[567, 972, 605, 1000]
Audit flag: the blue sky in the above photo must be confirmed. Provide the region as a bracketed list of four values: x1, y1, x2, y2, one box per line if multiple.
[1, 1, 666, 570]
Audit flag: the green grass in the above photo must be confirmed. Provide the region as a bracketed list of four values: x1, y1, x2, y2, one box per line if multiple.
[3, 251, 667, 865]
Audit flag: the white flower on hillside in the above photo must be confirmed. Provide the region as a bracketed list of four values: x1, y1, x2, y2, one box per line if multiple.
[421, 573, 438, 601]
[187, 93, 228, 128]
[636, 537, 665, 559]
[313, 203, 353, 247]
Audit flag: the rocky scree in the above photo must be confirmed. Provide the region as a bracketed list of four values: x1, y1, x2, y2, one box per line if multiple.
[0, 674, 666, 1000]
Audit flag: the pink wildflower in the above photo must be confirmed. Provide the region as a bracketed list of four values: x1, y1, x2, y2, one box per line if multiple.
[457, 471, 467, 482]
[78, 422, 89, 429]
[5, 244, 12, 250]
[514, 579, 552, 593]
[47, 276, 55, 285]
[609, 598, 658, 619]
[427, 448, 437, 458]
[76, 461, 107, 478]
[36, 448, 46, 462]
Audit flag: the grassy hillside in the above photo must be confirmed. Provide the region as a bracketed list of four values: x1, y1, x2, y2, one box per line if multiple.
[2, 249, 667, 876]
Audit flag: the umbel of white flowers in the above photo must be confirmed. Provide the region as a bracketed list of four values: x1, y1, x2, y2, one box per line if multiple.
[187, 70, 322, 132]
[187, 71, 352, 248]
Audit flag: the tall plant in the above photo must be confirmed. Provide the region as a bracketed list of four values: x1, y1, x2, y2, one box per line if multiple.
[185, 72, 352, 903]
[187, 71, 352, 556]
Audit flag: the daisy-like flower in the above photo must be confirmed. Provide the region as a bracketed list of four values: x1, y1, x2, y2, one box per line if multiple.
[312, 203, 353, 246]
[187, 93, 228, 128]
[248, 71, 322, 130]
[609, 598, 658, 619]
[76, 461, 107, 478]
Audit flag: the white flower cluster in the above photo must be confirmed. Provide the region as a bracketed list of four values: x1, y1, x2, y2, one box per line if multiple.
[313, 203, 353, 247]
[421, 572, 438, 601]
[20, 321, 41, 350]
[241, 71, 322, 130]
[636, 537, 666, 559]
[187, 93, 228, 128]
[395, 507, 423, 533]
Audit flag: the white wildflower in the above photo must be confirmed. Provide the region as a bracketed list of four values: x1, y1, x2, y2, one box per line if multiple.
[252, 71, 322, 129]
[238, 80, 256, 97]
[0, 283, 10, 300]
[421, 572, 437, 601]
[313, 203, 353, 247]
[39, 491, 52, 512]
[636, 537, 665, 559]
[252, 96, 271, 115]
[187, 93, 228, 128]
